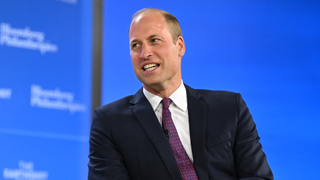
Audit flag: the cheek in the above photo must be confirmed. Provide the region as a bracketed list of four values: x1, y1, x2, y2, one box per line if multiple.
[130, 53, 140, 66]
[167, 50, 180, 66]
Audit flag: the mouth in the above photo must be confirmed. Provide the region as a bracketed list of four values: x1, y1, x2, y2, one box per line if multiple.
[143, 63, 159, 71]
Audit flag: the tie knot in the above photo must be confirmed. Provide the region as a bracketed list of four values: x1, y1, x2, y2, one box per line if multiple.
[162, 98, 172, 109]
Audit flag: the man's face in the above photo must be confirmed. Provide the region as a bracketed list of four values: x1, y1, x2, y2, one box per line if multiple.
[129, 11, 185, 93]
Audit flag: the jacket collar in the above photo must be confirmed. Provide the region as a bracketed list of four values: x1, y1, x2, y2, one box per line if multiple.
[129, 88, 183, 180]
[129, 84, 208, 180]
[185, 84, 209, 180]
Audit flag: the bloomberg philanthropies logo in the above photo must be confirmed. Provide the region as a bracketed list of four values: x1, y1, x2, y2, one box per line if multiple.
[3, 161, 48, 180]
[0, 23, 58, 54]
[30, 84, 86, 114]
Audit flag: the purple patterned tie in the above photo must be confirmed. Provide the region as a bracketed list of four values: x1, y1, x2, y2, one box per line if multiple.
[162, 98, 198, 180]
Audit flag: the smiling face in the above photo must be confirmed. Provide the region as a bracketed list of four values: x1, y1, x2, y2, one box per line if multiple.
[129, 11, 185, 97]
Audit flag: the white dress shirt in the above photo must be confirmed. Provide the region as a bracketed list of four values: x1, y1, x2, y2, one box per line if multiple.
[143, 81, 194, 162]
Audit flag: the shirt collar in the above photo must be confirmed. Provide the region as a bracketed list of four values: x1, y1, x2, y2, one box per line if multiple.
[143, 80, 187, 112]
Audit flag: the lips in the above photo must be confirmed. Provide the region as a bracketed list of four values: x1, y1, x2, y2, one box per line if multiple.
[143, 63, 159, 71]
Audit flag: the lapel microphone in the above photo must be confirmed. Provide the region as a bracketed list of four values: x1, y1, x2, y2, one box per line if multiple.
[164, 129, 173, 140]
[164, 129, 170, 139]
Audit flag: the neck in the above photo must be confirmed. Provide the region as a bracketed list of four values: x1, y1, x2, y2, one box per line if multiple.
[143, 81, 182, 98]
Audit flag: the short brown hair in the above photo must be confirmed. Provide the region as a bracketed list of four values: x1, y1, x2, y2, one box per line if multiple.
[130, 8, 183, 43]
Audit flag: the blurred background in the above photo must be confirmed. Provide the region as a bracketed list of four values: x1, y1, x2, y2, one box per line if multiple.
[1, 0, 319, 179]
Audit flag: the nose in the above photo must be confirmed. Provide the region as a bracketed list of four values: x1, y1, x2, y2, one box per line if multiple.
[140, 44, 153, 59]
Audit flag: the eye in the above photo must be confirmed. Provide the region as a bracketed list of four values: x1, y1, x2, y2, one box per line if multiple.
[151, 38, 160, 43]
[131, 43, 139, 49]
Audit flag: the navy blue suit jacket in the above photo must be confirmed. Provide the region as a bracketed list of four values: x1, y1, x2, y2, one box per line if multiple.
[88, 85, 273, 180]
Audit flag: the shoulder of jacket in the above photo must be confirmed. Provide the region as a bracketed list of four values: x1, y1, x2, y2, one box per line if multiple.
[97, 95, 134, 112]
[196, 89, 238, 98]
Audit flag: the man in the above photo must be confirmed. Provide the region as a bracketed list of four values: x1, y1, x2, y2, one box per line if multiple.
[88, 8, 273, 180]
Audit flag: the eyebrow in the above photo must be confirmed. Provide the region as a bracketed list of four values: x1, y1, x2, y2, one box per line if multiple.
[130, 34, 162, 46]
[130, 39, 139, 45]
[148, 34, 158, 39]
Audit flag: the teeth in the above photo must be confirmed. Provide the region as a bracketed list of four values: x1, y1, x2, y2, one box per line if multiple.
[144, 64, 157, 71]
[145, 67, 156, 71]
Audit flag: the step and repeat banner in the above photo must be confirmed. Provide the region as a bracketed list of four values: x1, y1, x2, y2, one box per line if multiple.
[0, 0, 92, 179]
[102, 0, 320, 179]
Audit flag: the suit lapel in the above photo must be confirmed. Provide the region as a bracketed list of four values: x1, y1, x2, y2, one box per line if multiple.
[129, 88, 183, 180]
[185, 85, 209, 180]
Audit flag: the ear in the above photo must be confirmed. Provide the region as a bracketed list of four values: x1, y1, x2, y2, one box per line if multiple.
[176, 36, 185, 57]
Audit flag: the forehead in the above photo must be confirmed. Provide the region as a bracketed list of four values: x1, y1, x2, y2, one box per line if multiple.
[129, 11, 170, 40]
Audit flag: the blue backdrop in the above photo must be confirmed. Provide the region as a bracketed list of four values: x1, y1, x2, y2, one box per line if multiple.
[1, 0, 319, 179]
[0, 0, 92, 179]
[102, 1, 320, 179]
